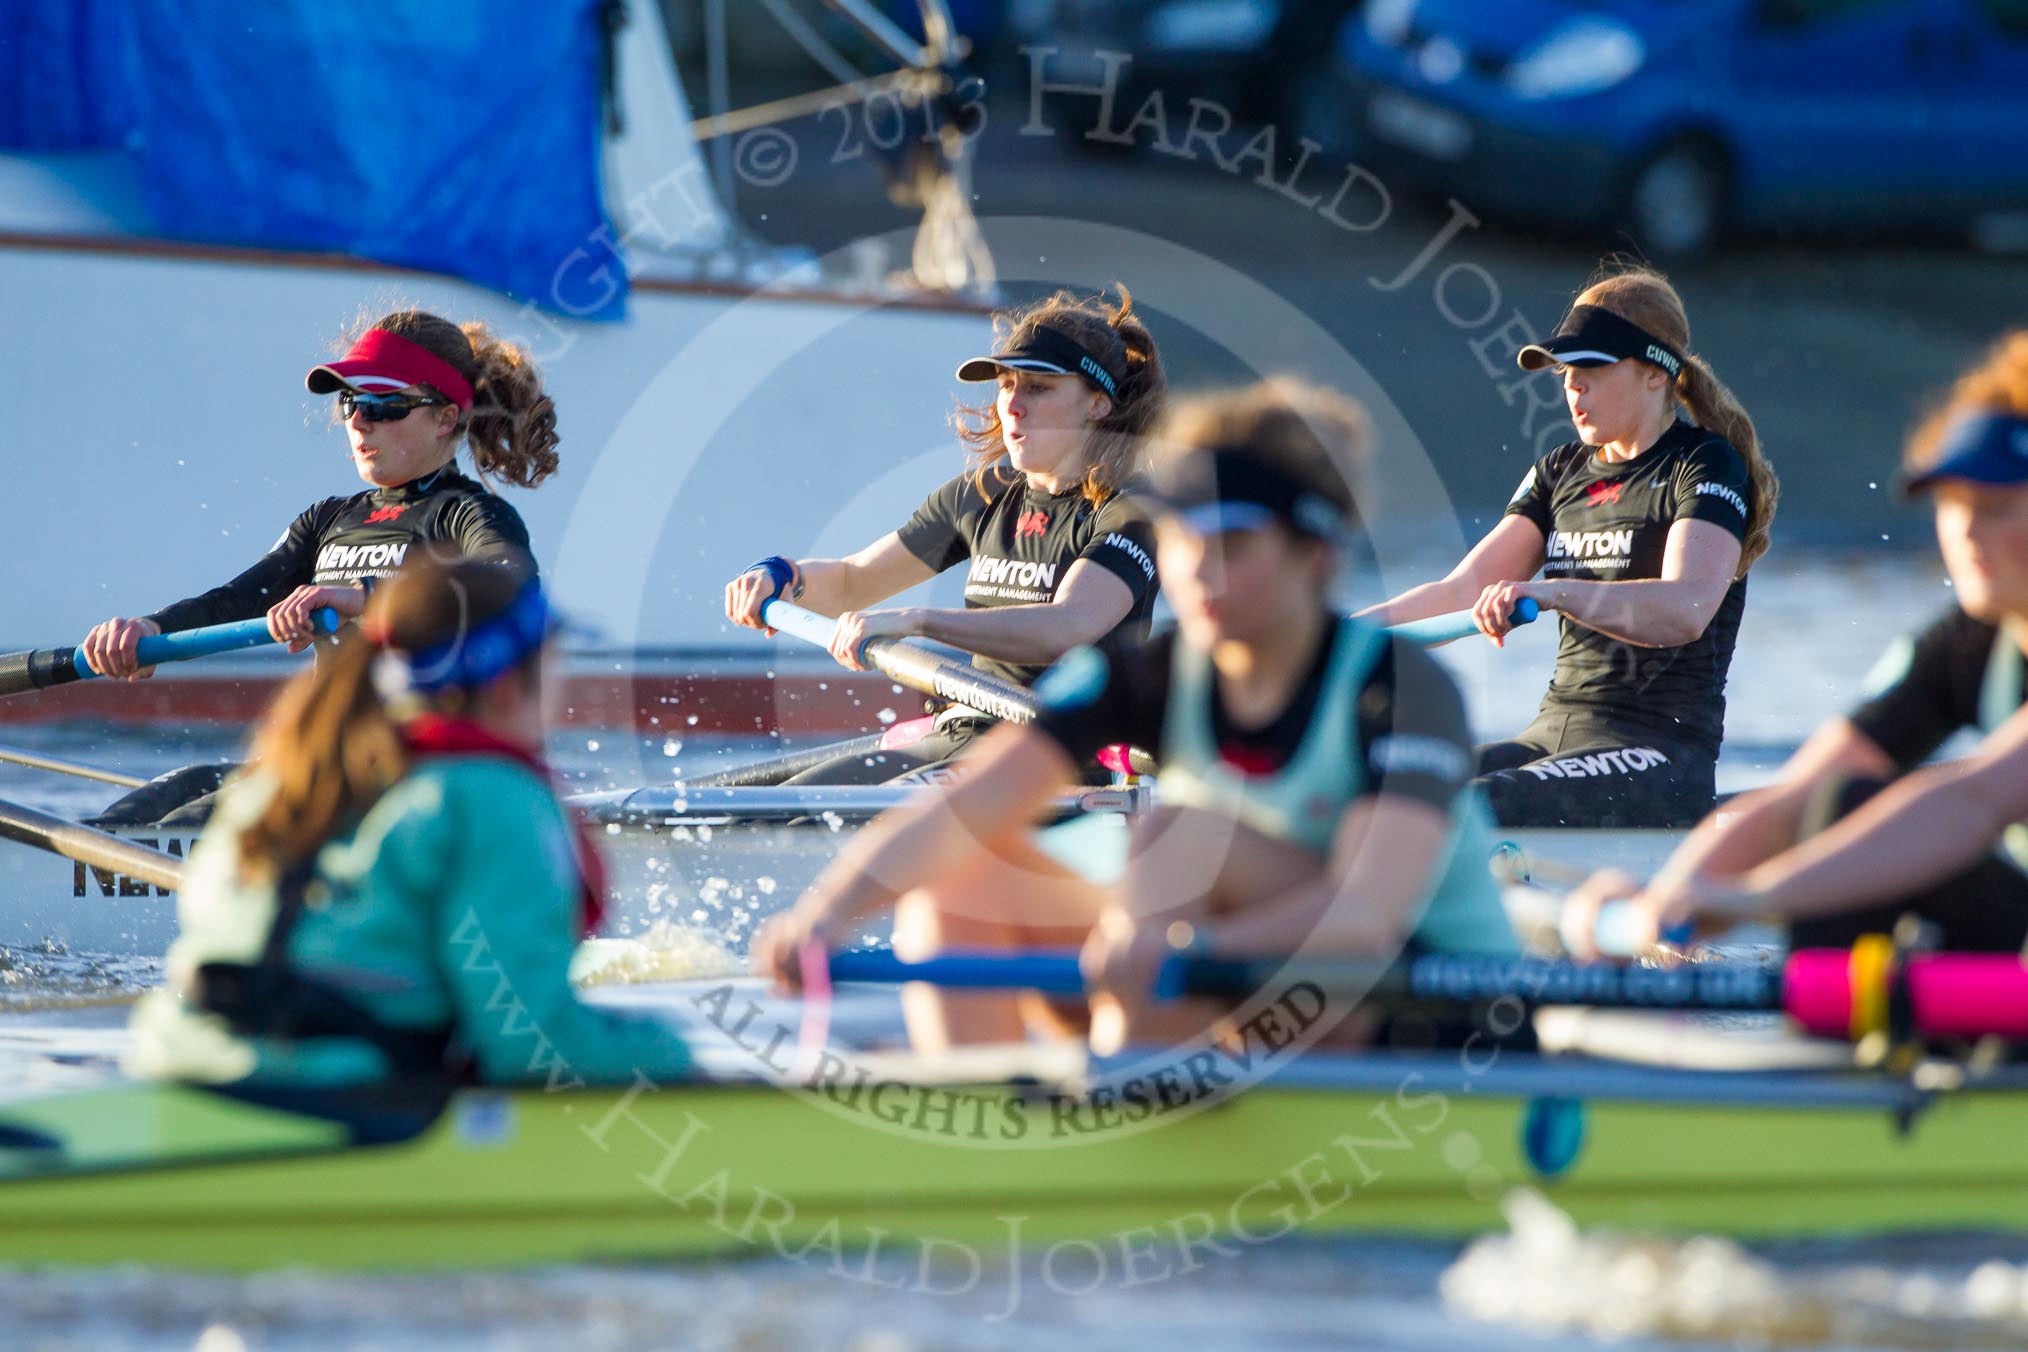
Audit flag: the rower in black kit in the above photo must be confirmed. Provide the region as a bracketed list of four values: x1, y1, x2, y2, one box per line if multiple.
[1482, 418, 1752, 824]
[81, 309, 559, 826]
[896, 461, 1159, 690]
[143, 466, 532, 635]
[1367, 265, 1779, 829]
[725, 288, 1169, 785]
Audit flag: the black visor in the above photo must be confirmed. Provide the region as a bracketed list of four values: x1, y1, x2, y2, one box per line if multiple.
[1150, 446, 1351, 540]
[1516, 305, 1685, 379]
[956, 325, 1123, 399]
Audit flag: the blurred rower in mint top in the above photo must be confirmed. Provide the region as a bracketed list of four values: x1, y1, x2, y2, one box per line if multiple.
[754, 380, 1518, 1058]
[1366, 265, 1780, 829]
[126, 558, 691, 1088]
[724, 288, 1167, 783]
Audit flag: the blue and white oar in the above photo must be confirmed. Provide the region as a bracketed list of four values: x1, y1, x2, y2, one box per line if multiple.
[0, 610, 341, 699]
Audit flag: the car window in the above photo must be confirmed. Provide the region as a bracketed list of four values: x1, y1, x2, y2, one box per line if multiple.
[1977, 0, 2028, 38]
[1754, 0, 1907, 28]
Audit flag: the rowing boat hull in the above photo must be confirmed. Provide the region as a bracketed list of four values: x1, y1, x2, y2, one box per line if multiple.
[3, 1059, 2023, 1269]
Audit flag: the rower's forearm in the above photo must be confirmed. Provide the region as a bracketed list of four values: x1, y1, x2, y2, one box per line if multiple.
[1747, 769, 2005, 918]
[1537, 579, 1718, 648]
[1359, 577, 1476, 627]
[798, 794, 1005, 933]
[1659, 783, 1812, 883]
[785, 559, 869, 617]
[910, 604, 1106, 664]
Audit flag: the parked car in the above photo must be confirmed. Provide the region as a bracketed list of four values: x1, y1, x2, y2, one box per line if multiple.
[1303, 0, 2028, 256]
[1018, 0, 1365, 139]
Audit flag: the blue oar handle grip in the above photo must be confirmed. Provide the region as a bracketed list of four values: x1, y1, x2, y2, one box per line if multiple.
[1384, 597, 1539, 646]
[759, 597, 849, 653]
[73, 608, 341, 680]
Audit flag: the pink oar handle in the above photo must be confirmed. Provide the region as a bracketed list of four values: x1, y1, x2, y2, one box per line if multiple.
[1785, 949, 2028, 1040]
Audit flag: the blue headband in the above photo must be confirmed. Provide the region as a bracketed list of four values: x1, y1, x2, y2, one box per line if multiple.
[377, 579, 554, 696]
[1903, 409, 2028, 494]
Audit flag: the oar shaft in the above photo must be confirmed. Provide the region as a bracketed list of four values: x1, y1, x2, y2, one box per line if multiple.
[72, 609, 340, 681]
[0, 609, 340, 699]
[829, 944, 2028, 1041]
[677, 733, 889, 788]
[0, 798, 184, 892]
[829, 948, 1786, 1013]
[0, 746, 147, 789]
[760, 599, 1041, 724]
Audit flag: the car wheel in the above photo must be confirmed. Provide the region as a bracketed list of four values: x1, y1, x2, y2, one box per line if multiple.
[1622, 139, 1728, 260]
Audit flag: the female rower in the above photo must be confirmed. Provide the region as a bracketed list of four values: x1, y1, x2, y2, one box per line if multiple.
[1567, 332, 2028, 956]
[82, 309, 555, 678]
[724, 288, 1166, 783]
[1365, 265, 1779, 829]
[752, 379, 1519, 1054]
[126, 557, 692, 1087]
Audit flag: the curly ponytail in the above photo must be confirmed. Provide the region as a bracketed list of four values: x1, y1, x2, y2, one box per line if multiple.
[460, 321, 560, 488]
[341, 310, 561, 489]
[955, 286, 1168, 509]
[1574, 264, 1779, 574]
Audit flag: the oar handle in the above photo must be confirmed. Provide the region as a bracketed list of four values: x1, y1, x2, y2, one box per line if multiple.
[71, 608, 340, 681]
[1386, 598, 1539, 646]
[757, 598, 838, 651]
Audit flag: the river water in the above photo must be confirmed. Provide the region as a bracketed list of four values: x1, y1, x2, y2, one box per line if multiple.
[4, 550, 2026, 1350]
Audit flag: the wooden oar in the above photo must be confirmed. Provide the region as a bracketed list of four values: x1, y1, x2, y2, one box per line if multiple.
[828, 941, 2028, 1042]
[0, 796, 185, 891]
[0, 746, 146, 789]
[0, 609, 341, 699]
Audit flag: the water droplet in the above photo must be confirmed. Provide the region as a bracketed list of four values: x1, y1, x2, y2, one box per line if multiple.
[586, 739, 601, 751]
[876, 708, 898, 725]
[686, 715, 700, 726]
[662, 738, 683, 757]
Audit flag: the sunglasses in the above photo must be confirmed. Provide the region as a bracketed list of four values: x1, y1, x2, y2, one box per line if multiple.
[338, 390, 449, 423]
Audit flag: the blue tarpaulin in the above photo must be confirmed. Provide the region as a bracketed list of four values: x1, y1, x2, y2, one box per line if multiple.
[0, 0, 623, 317]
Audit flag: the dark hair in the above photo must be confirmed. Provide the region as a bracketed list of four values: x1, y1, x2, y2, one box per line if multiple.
[237, 557, 535, 880]
[955, 287, 1167, 508]
[345, 310, 560, 489]
[1574, 263, 1778, 572]
[1158, 377, 1374, 532]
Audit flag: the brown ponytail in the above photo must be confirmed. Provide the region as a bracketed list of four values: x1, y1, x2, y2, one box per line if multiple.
[341, 310, 561, 489]
[1573, 265, 1779, 573]
[955, 286, 1168, 509]
[236, 559, 532, 880]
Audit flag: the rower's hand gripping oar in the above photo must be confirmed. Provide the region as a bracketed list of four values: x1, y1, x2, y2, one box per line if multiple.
[827, 941, 2028, 1043]
[0, 609, 341, 699]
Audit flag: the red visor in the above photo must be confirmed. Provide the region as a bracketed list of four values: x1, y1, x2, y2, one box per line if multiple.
[306, 328, 475, 412]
